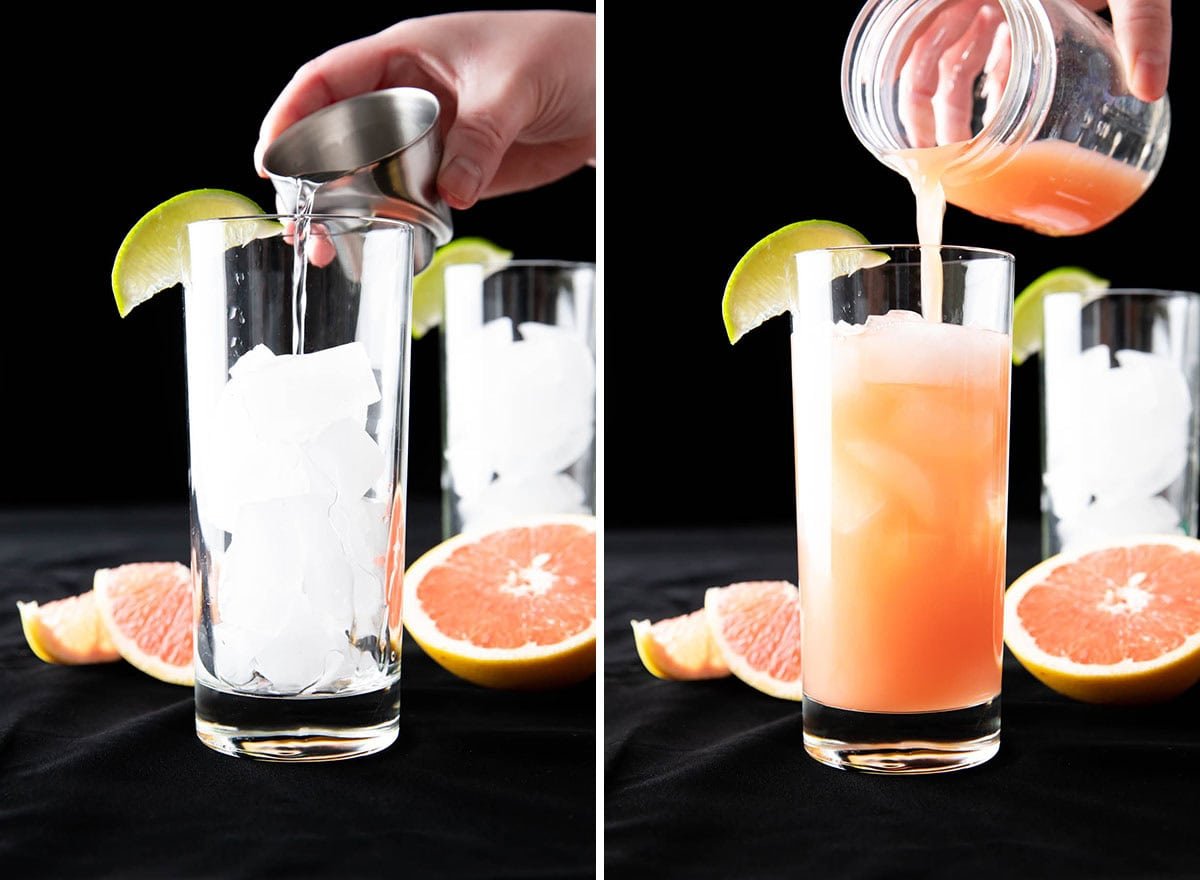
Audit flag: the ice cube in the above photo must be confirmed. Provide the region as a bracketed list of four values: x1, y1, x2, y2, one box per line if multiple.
[1058, 496, 1184, 552]
[252, 597, 350, 692]
[458, 473, 589, 533]
[304, 418, 386, 500]
[204, 389, 312, 532]
[856, 319, 1008, 388]
[212, 621, 259, 688]
[842, 439, 939, 525]
[486, 323, 595, 480]
[1044, 345, 1111, 521]
[1075, 348, 1192, 502]
[444, 318, 514, 501]
[238, 342, 381, 442]
[219, 499, 308, 632]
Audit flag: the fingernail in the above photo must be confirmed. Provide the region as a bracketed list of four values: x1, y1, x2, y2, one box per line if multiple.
[439, 156, 482, 208]
[1132, 50, 1168, 100]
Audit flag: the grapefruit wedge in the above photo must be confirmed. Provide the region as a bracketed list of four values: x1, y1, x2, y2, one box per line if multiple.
[18, 591, 120, 665]
[631, 610, 730, 680]
[1005, 535, 1200, 704]
[94, 562, 195, 687]
[704, 581, 803, 700]
[403, 515, 596, 689]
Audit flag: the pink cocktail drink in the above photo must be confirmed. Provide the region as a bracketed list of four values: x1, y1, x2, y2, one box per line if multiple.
[795, 313, 1010, 713]
[791, 246, 1013, 774]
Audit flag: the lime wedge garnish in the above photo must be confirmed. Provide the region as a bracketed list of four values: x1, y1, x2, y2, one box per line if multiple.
[1012, 267, 1109, 365]
[112, 189, 269, 317]
[723, 220, 871, 344]
[412, 237, 513, 339]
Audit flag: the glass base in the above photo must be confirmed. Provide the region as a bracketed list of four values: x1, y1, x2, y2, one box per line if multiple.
[195, 680, 401, 762]
[803, 696, 1000, 774]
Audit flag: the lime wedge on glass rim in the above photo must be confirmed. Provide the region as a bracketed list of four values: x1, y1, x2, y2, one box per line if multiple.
[722, 220, 872, 344]
[1011, 266, 1109, 365]
[111, 189, 272, 317]
[411, 237, 513, 339]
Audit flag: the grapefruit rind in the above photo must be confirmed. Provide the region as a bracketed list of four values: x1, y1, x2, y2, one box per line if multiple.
[93, 564, 195, 687]
[1004, 535, 1200, 705]
[631, 611, 731, 681]
[402, 514, 597, 690]
[704, 581, 804, 701]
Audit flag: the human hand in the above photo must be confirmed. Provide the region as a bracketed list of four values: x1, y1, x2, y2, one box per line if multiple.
[254, 10, 596, 211]
[896, 0, 1170, 149]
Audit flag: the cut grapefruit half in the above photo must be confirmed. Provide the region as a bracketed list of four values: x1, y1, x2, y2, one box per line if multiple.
[94, 562, 195, 687]
[402, 515, 596, 690]
[631, 610, 730, 680]
[17, 591, 120, 665]
[1005, 535, 1200, 704]
[704, 581, 802, 700]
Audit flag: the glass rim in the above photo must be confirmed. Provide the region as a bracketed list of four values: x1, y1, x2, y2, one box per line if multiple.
[447, 258, 595, 272]
[187, 214, 414, 233]
[1043, 288, 1200, 300]
[801, 244, 1014, 260]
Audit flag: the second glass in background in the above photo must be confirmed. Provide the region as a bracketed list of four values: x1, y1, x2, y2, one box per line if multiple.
[441, 261, 596, 537]
[1042, 289, 1200, 557]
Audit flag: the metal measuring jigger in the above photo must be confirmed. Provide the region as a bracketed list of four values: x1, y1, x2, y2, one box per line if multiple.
[262, 87, 454, 273]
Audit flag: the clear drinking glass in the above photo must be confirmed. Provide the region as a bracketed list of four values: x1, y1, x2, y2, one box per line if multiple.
[791, 245, 1013, 773]
[1041, 289, 1200, 557]
[185, 215, 413, 762]
[441, 261, 596, 538]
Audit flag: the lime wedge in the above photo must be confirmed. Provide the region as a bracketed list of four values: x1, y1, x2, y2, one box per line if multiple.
[723, 220, 871, 344]
[1012, 266, 1109, 365]
[112, 189, 269, 317]
[412, 237, 513, 339]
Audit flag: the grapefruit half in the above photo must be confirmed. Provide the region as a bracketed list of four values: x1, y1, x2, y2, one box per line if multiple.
[1005, 535, 1200, 704]
[403, 515, 596, 689]
[704, 581, 803, 700]
[94, 562, 195, 687]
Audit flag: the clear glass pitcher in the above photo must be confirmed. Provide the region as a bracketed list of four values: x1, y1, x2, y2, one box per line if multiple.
[843, 0, 1170, 236]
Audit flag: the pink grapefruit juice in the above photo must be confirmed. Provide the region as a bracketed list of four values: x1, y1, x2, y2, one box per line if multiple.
[794, 313, 1010, 713]
[893, 138, 1152, 238]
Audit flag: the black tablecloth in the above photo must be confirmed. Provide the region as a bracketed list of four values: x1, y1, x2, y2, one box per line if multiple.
[605, 520, 1200, 879]
[0, 502, 595, 879]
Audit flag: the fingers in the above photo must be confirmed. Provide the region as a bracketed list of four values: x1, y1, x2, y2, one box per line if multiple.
[898, 0, 987, 147]
[933, 3, 1004, 144]
[438, 77, 538, 210]
[1106, 0, 1171, 101]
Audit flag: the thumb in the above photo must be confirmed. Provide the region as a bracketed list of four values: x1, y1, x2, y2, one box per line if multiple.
[1107, 0, 1171, 102]
[438, 79, 535, 210]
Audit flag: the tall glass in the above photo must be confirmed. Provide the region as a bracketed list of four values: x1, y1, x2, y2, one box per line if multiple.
[1042, 289, 1200, 557]
[791, 245, 1013, 774]
[441, 261, 596, 537]
[184, 215, 413, 761]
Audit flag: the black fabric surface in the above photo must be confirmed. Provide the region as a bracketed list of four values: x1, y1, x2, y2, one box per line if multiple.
[604, 520, 1200, 879]
[0, 502, 595, 879]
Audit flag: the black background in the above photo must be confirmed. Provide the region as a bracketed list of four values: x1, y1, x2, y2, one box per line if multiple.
[604, 3, 1199, 527]
[0, 2, 595, 511]
[2, 4, 1196, 532]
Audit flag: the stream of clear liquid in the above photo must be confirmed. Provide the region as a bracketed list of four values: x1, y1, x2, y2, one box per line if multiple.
[291, 179, 320, 354]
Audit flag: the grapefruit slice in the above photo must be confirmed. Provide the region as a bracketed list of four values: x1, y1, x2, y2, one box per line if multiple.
[704, 581, 802, 700]
[17, 591, 120, 665]
[402, 515, 596, 689]
[93, 562, 195, 687]
[1005, 535, 1200, 704]
[631, 610, 731, 680]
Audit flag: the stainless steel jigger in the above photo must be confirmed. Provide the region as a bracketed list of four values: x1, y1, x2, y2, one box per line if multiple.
[262, 87, 454, 273]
